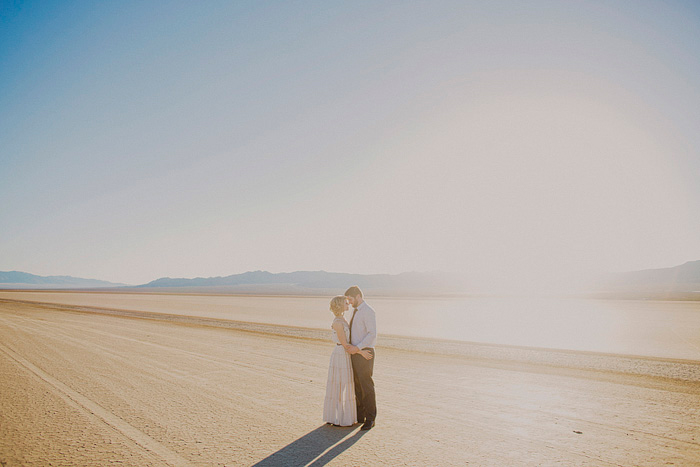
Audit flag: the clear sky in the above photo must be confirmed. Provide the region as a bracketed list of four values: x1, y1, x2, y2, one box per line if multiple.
[1, 1, 699, 287]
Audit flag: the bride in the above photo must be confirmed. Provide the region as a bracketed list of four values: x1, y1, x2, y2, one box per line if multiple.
[323, 295, 372, 426]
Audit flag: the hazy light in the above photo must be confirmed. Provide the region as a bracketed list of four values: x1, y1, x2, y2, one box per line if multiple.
[0, 1, 699, 284]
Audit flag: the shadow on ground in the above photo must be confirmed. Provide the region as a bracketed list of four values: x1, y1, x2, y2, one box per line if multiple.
[252, 424, 367, 466]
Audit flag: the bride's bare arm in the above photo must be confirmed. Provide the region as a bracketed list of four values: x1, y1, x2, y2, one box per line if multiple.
[332, 320, 356, 353]
[332, 320, 372, 359]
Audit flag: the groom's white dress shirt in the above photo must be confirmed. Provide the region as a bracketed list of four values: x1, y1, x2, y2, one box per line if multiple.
[350, 301, 377, 349]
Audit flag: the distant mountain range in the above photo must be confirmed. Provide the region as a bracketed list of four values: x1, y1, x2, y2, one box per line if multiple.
[591, 260, 700, 299]
[136, 270, 462, 295]
[610, 260, 700, 287]
[1, 260, 699, 298]
[0, 269, 460, 294]
[0, 271, 126, 289]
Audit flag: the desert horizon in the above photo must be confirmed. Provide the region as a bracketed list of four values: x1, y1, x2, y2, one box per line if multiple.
[1, 290, 700, 361]
[3, 259, 700, 301]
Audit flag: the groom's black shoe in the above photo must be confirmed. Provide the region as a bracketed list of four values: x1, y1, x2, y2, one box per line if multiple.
[360, 420, 375, 431]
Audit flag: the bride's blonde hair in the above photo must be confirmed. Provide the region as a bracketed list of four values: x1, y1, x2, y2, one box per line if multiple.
[329, 295, 346, 317]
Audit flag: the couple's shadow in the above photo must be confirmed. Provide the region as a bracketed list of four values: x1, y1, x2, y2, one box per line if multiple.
[252, 424, 367, 466]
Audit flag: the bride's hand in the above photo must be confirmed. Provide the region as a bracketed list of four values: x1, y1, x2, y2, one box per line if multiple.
[358, 349, 373, 360]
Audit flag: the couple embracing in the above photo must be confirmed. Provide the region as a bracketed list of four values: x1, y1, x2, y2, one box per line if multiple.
[323, 286, 377, 431]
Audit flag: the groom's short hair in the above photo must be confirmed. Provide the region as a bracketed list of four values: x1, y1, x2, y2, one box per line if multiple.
[344, 286, 363, 298]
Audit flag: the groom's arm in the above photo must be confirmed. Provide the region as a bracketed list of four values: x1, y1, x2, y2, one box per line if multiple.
[355, 309, 376, 350]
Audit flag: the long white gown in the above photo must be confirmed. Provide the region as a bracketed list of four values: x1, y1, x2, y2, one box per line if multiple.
[322, 317, 357, 426]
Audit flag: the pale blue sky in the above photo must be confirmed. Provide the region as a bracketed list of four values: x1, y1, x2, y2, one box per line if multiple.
[2, 1, 699, 286]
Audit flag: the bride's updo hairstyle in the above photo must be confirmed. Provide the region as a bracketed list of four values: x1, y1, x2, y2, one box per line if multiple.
[329, 295, 346, 317]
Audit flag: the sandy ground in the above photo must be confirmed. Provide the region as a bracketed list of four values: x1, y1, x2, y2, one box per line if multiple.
[1, 299, 699, 466]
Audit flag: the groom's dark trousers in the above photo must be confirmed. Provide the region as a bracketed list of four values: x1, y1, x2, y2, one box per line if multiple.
[351, 348, 376, 422]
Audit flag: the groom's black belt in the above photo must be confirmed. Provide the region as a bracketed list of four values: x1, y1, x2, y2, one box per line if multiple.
[337, 345, 375, 351]
[336, 344, 375, 350]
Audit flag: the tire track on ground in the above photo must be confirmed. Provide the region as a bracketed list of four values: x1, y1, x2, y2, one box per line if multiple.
[3, 311, 317, 386]
[0, 341, 191, 467]
[0, 312, 321, 426]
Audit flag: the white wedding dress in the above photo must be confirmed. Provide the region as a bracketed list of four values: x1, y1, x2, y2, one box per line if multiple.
[322, 317, 357, 426]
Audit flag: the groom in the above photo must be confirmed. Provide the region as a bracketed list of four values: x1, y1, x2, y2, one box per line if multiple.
[344, 285, 377, 431]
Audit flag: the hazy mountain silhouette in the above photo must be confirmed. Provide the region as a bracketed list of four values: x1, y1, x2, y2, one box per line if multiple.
[3, 261, 699, 297]
[137, 262, 700, 297]
[591, 260, 700, 299]
[0, 271, 126, 289]
[137, 270, 463, 295]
